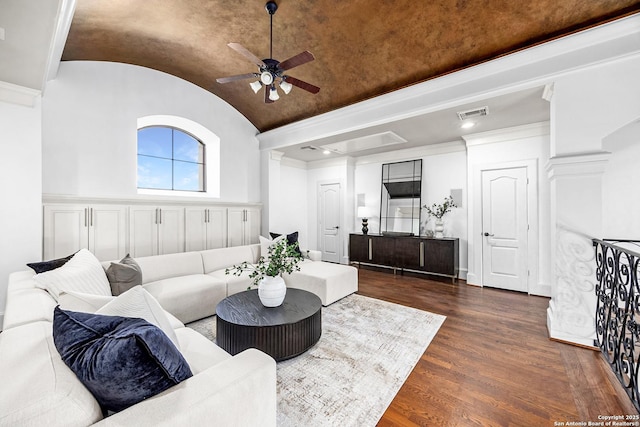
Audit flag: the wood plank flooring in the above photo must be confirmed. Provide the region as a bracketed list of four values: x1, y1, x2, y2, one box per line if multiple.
[354, 267, 638, 426]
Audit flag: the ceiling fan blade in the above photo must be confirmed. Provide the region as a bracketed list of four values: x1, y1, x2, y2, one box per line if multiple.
[278, 51, 315, 71]
[285, 76, 320, 94]
[228, 43, 266, 68]
[264, 86, 274, 104]
[216, 73, 258, 84]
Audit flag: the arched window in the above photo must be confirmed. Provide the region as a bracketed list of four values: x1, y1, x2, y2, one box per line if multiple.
[137, 126, 205, 192]
[137, 116, 220, 197]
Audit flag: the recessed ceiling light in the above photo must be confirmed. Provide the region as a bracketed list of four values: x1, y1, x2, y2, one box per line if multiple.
[323, 150, 331, 155]
[461, 121, 475, 129]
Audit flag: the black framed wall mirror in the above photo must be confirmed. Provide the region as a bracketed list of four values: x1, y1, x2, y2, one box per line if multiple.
[379, 159, 422, 236]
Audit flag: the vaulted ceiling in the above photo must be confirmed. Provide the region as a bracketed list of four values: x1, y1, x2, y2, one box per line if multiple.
[60, 0, 640, 133]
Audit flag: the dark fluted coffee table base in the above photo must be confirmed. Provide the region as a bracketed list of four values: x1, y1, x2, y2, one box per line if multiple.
[216, 288, 322, 361]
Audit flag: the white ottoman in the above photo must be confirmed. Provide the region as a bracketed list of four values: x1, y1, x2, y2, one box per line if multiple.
[284, 261, 358, 306]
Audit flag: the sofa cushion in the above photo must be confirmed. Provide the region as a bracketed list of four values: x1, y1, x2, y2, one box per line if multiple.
[143, 274, 227, 323]
[135, 251, 205, 284]
[201, 244, 260, 273]
[0, 321, 103, 426]
[53, 307, 193, 413]
[27, 252, 76, 273]
[209, 268, 256, 295]
[2, 287, 58, 330]
[176, 327, 231, 374]
[33, 249, 111, 301]
[284, 261, 359, 306]
[106, 254, 142, 295]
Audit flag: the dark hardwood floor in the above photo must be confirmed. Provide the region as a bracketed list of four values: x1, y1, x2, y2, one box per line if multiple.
[354, 267, 637, 426]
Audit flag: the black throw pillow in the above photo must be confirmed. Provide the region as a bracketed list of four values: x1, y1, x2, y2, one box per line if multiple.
[27, 252, 76, 273]
[52, 306, 193, 413]
[270, 231, 303, 256]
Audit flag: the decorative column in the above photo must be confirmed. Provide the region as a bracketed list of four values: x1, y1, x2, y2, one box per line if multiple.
[546, 152, 609, 347]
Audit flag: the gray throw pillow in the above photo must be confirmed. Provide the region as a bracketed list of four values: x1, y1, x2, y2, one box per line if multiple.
[106, 254, 142, 296]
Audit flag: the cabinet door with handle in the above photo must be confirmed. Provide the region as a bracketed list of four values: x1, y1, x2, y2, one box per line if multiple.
[185, 207, 208, 252]
[129, 206, 159, 258]
[43, 205, 89, 260]
[157, 206, 185, 255]
[89, 205, 127, 261]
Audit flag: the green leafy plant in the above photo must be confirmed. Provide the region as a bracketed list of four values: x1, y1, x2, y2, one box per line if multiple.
[225, 239, 304, 288]
[423, 195, 457, 219]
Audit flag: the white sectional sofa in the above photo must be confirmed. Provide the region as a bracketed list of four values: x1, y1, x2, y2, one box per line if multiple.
[0, 243, 358, 426]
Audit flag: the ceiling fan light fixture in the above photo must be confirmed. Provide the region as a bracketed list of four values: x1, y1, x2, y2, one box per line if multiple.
[280, 79, 292, 94]
[260, 71, 273, 85]
[269, 85, 280, 101]
[249, 80, 262, 93]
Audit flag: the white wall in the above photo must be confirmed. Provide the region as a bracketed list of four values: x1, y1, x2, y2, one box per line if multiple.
[0, 98, 43, 327]
[42, 61, 260, 203]
[602, 119, 640, 240]
[270, 160, 310, 250]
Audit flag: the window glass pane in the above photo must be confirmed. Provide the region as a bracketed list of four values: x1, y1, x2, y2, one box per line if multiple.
[173, 160, 203, 192]
[138, 127, 172, 158]
[173, 130, 203, 163]
[138, 155, 172, 189]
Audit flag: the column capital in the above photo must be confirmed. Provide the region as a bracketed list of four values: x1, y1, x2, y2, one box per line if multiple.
[546, 151, 610, 179]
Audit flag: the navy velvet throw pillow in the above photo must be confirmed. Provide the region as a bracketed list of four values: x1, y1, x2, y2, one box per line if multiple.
[52, 306, 192, 412]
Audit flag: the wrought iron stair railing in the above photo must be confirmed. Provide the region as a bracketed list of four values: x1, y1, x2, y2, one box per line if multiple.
[594, 239, 640, 412]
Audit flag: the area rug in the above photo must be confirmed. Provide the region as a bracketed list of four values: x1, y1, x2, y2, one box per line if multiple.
[187, 294, 445, 426]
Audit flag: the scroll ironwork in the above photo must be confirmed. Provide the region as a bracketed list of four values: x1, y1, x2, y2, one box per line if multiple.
[594, 239, 640, 412]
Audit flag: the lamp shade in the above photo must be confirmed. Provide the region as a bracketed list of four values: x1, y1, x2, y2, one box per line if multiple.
[268, 86, 280, 101]
[249, 80, 262, 93]
[357, 206, 371, 218]
[280, 80, 293, 94]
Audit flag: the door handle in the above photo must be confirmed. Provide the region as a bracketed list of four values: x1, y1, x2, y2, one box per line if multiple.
[483, 232, 494, 237]
[334, 226, 339, 229]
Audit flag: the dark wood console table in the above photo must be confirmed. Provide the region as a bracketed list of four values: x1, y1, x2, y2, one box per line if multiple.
[349, 233, 459, 282]
[216, 288, 322, 361]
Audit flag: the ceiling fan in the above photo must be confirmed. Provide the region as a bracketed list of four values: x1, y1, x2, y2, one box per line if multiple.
[216, 1, 320, 104]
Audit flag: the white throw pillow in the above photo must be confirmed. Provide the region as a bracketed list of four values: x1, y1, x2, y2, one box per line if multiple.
[33, 248, 111, 301]
[96, 286, 180, 349]
[259, 234, 285, 260]
[59, 291, 114, 312]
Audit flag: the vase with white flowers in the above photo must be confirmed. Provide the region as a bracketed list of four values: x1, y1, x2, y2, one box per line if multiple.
[423, 196, 457, 238]
[225, 238, 303, 307]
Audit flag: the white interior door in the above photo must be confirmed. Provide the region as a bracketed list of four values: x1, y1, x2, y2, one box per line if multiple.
[481, 167, 528, 292]
[319, 183, 341, 263]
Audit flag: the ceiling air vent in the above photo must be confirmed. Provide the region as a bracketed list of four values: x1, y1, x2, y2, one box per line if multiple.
[457, 106, 489, 121]
[300, 145, 317, 150]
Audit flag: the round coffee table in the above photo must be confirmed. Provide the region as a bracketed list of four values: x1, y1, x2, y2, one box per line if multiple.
[215, 288, 322, 361]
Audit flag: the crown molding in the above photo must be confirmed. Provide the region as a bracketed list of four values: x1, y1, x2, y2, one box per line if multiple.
[463, 122, 550, 147]
[0, 81, 41, 107]
[43, 0, 77, 87]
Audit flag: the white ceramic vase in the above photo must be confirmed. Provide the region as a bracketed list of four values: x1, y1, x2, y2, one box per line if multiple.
[434, 218, 444, 238]
[258, 275, 287, 307]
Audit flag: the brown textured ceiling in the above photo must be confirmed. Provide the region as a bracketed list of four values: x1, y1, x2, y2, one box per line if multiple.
[62, 0, 640, 132]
